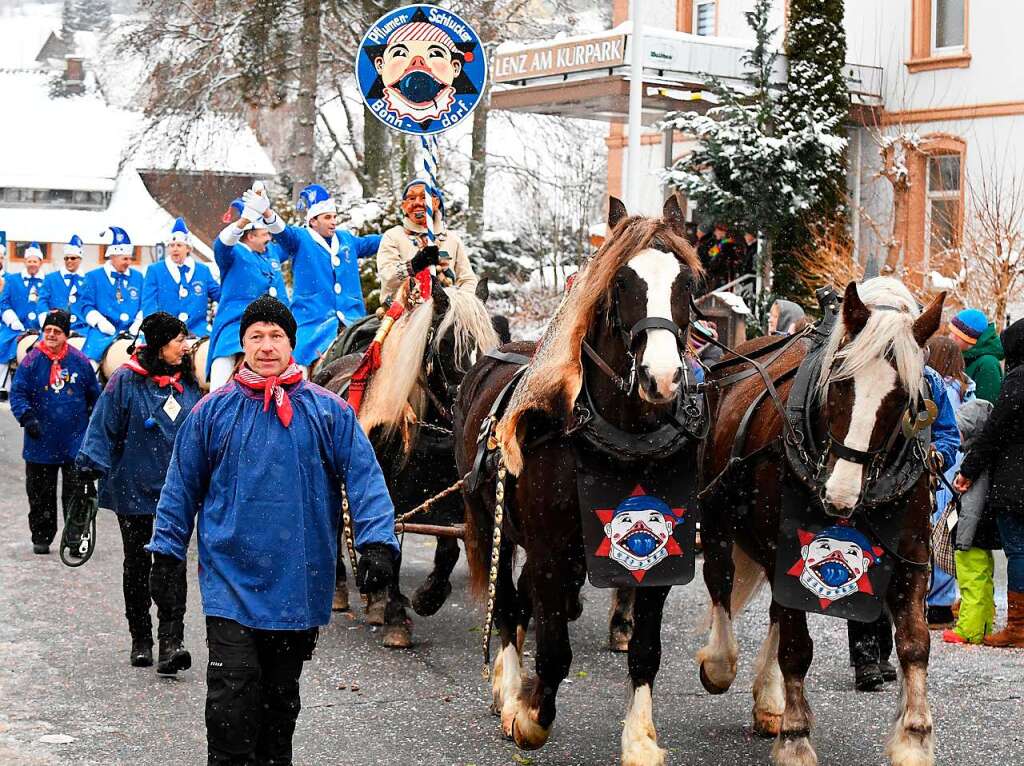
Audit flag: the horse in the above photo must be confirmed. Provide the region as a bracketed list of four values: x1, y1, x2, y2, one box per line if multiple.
[455, 196, 702, 765]
[696, 277, 944, 766]
[320, 278, 501, 647]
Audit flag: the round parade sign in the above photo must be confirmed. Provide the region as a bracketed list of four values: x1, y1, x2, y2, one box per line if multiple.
[356, 5, 487, 136]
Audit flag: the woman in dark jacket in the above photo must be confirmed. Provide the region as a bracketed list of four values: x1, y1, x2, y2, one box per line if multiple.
[955, 317, 1024, 648]
[77, 313, 204, 671]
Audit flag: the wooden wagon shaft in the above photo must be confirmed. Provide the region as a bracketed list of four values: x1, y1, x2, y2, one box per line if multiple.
[395, 522, 465, 539]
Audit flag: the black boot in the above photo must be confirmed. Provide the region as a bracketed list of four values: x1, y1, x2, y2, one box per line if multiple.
[130, 638, 154, 667]
[879, 659, 898, 682]
[854, 663, 884, 692]
[156, 620, 191, 677]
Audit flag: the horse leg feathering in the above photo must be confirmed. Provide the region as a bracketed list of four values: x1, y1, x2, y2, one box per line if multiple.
[752, 619, 785, 738]
[771, 607, 817, 766]
[697, 604, 739, 695]
[621, 586, 671, 766]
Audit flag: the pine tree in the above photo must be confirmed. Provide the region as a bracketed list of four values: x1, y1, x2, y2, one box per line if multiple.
[77, 0, 112, 31]
[774, 0, 849, 305]
[662, 0, 847, 318]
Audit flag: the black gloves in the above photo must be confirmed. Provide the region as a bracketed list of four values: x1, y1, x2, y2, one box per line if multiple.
[356, 543, 395, 594]
[150, 552, 188, 616]
[22, 415, 42, 440]
[409, 245, 440, 274]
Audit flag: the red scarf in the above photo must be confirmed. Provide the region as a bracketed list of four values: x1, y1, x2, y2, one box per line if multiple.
[233, 360, 303, 427]
[124, 355, 184, 393]
[37, 342, 68, 387]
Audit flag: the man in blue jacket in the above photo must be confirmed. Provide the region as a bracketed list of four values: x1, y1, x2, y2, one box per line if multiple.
[0, 242, 48, 368]
[78, 226, 144, 367]
[149, 295, 397, 764]
[846, 364, 960, 691]
[142, 218, 221, 337]
[247, 183, 381, 371]
[40, 235, 88, 334]
[10, 310, 100, 553]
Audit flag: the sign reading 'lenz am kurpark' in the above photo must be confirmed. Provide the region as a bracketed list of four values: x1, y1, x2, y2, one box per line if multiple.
[492, 34, 627, 83]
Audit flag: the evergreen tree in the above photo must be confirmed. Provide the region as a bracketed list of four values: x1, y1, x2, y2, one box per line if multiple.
[662, 0, 847, 318]
[77, 0, 112, 30]
[61, 0, 82, 39]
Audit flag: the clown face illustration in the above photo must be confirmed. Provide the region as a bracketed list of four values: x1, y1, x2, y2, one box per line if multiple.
[789, 525, 882, 605]
[603, 498, 675, 573]
[375, 23, 462, 121]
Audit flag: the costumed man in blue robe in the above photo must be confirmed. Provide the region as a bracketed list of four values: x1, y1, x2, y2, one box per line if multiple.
[149, 295, 398, 764]
[142, 217, 221, 337]
[78, 226, 144, 368]
[77, 312, 203, 673]
[250, 183, 381, 372]
[40, 234, 88, 335]
[207, 199, 289, 390]
[10, 310, 99, 554]
[0, 241, 48, 367]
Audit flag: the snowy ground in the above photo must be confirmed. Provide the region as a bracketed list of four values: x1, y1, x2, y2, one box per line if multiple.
[0, 404, 1022, 765]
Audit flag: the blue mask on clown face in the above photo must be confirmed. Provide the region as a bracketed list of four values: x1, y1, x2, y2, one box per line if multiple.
[397, 70, 444, 103]
[622, 531, 659, 558]
[815, 560, 853, 588]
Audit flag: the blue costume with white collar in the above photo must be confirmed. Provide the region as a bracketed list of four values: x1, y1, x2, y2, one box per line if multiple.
[0, 271, 47, 363]
[148, 378, 398, 630]
[78, 264, 144, 361]
[143, 257, 221, 337]
[41, 270, 87, 333]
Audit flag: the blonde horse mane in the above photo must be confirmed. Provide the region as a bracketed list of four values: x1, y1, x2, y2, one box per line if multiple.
[358, 287, 500, 442]
[817, 276, 925, 406]
[495, 214, 702, 475]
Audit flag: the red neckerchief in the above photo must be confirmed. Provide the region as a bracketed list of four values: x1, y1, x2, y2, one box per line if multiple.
[37, 342, 69, 387]
[124, 354, 184, 393]
[233, 360, 303, 427]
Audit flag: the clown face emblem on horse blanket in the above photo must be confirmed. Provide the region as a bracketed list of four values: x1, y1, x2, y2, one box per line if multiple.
[577, 452, 698, 589]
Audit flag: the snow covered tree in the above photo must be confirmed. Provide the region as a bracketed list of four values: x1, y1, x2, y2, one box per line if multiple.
[662, 0, 846, 312]
[62, 0, 110, 35]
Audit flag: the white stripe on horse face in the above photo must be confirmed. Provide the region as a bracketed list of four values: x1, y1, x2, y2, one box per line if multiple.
[627, 248, 683, 400]
[824, 358, 897, 512]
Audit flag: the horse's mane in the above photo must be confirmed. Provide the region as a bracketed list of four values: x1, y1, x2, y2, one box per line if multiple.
[359, 287, 499, 441]
[817, 276, 924, 405]
[495, 215, 701, 475]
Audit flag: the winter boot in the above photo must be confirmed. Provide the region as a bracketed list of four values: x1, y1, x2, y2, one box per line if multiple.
[365, 589, 387, 626]
[130, 638, 154, 667]
[983, 591, 1024, 648]
[878, 659, 898, 682]
[382, 596, 413, 649]
[32, 543, 50, 555]
[926, 605, 954, 629]
[854, 663, 884, 692]
[156, 620, 192, 677]
[332, 581, 350, 612]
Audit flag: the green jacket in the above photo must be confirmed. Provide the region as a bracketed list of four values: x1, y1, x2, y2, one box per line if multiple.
[963, 324, 1005, 402]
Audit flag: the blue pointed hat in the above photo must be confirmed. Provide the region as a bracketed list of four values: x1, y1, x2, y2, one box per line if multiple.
[64, 234, 83, 257]
[0, 230, 7, 255]
[296, 183, 335, 222]
[104, 226, 133, 258]
[24, 242, 44, 261]
[167, 217, 190, 244]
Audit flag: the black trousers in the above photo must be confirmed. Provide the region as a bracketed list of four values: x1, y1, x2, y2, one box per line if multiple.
[117, 515, 187, 642]
[26, 462, 85, 545]
[847, 611, 894, 668]
[206, 617, 318, 766]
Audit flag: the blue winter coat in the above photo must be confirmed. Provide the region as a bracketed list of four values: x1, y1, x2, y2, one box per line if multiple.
[925, 366, 960, 472]
[76, 366, 203, 516]
[273, 225, 381, 366]
[142, 257, 221, 337]
[10, 345, 100, 464]
[40, 270, 88, 333]
[0, 272, 47, 363]
[77, 265, 144, 361]
[147, 378, 399, 630]
[208, 233, 289, 373]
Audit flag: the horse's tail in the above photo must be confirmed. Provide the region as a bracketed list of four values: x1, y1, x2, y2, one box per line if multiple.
[698, 544, 767, 632]
[463, 482, 494, 602]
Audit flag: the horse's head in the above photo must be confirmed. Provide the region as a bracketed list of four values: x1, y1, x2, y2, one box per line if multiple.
[817, 278, 945, 515]
[600, 195, 700, 405]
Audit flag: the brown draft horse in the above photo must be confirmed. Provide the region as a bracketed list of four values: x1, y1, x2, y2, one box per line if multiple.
[455, 196, 701, 766]
[698, 277, 945, 766]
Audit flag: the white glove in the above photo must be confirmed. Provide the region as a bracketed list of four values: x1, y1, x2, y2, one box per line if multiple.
[240, 207, 263, 225]
[39, 314, 48, 329]
[242, 188, 270, 215]
[97, 317, 116, 335]
[129, 314, 142, 336]
[9, 317, 25, 332]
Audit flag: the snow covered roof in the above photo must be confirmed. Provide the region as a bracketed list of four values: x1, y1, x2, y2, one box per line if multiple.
[0, 4, 59, 69]
[710, 289, 752, 315]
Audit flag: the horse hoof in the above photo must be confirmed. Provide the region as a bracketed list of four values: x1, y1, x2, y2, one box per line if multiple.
[753, 711, 782, 738]
[411, 579, 452, 617]
[511, 708, 550, 751]
[382, 622, 413, 649]
[332, 582, 350, 612]
[364, 591, 386, 626]
[699, 662, 730, 695]
[609, 626, 632, 653]
[772, 735, 818, 766]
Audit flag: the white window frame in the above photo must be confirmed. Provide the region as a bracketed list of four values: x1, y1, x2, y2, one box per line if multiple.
[925, 153, 962, 265]
[931, 0, 966, 55]
[693, 0, 716, 37]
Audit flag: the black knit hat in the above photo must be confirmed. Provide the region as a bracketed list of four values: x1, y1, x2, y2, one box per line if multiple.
[42, 309, 71, 336]
[239, 294, 297, 348]
[140, 312, 187, 352]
